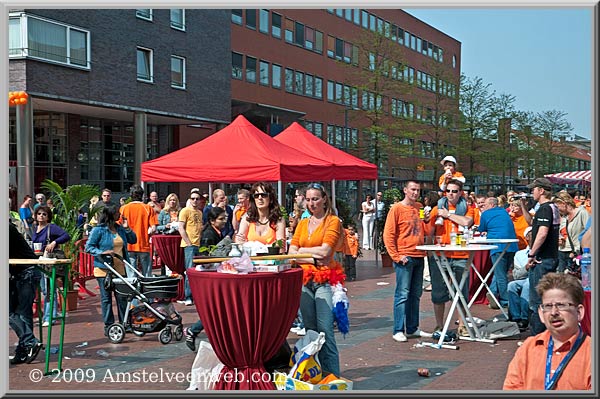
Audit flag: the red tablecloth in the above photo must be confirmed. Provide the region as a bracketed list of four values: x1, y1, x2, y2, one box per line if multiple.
[152, 235, 185, 300]
[582, 290, 591, 336]
[469, 250, 493, 304]
[187, 268, 303, 390]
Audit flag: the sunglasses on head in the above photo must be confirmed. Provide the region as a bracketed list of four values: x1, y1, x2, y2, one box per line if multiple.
[446, 189, 459, 193]
[253, 192, 269, 199]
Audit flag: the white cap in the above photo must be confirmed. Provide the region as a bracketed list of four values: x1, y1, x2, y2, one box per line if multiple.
[440, 155, 457, 166]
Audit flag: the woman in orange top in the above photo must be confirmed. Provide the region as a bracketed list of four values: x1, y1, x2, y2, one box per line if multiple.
[288, 182, 344, 377]
[235, 182, 286, 250]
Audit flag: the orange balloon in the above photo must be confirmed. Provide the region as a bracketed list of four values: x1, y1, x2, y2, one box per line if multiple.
[21, 92, 28, 99]
[19, 97, 28, 105]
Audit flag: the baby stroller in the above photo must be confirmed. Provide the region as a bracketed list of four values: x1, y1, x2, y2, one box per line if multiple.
[101, 253, 183, 344]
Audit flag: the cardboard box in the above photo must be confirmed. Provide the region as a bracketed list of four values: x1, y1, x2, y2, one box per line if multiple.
[253, 263, 292, 273]
[273, 372, 353, 390]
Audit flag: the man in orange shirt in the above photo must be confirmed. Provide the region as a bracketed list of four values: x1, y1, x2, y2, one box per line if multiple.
[428, 179, 474, 337]
[503, 272, 591, 390]
[342, 225, 359, 281]
[231, 188, 250, 234]
[473, 194, 487, 226]
[384, 180, 433, 342]
[120, 185, 158, 277]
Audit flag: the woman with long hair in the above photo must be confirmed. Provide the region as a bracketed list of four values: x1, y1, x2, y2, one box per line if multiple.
[158, 193, 181, 233]
[361, 194, 375, 250]
[85, 204, 136, 337]
[30, 205, 70, 326]
[235, 182, 286, 251]
[288, 182, 345, 376]
[554, 191, 590, 273]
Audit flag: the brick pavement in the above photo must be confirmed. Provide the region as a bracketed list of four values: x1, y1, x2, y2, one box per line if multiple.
[7, 250, 527, 392]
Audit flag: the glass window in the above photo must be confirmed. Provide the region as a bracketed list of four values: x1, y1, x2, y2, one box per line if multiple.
[305, 74, 314, 97]
[231, 9, 243, 25]
[384, 21, 390, 37]
[271, 12, 281, 38]
[315, 77, 323, 99]
[232, 52, 243, 79]
[285, 68, 294, 92]
[343, 85, 351, 106]
[404, 30, 410, 47]
[136, 47, 153, 82]
[335, 38, 343, 60]
[335, 82, 342, 103]
[259, 9, 269, 33]
[259, 60, 269, 85]
[351, 87, 358, 108]
[69, 29, 87, 66]
[428, 42, 434, 57]
[352, 45, 359, 65]
[314, 123, 323, 138]
[344, 9, 352, 21]
[170, 9, 185, 30]
[9, 17, 21, 56]
[411, 34, 416, 50]
[327, 80, 334, 101]
[353, 9, 360, 25]
[305, 26, 314, 49]
[136, 9, 152, 21]
[246, 9, 257, 29]
[327, 35, 335, 58]
[315, 30, 323, 53]
[369, 14, 376, 31]
[246, 56, 256, 83]
[336, 126, 343, 147]
[335, 9, 343, 17]
[28, 17, 67, 63]
[377, 18, 383, 33]
[361, 11, 368, 28]
[398, 27, 404, 45]
[416, 37, 422, 53]
[285, 18, 294, 43]
[171, 55, 185, 88]
[295, 22, 304, 46]
[294, 71, 304, 94]
[305, 121, 314, 132]
[272, 64, 282, 88]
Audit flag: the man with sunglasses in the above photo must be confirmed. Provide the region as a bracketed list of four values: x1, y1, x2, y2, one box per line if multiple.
[428, 179, 474, 337]
[178, 190, 204, 306]
[503, 272, 590, 390]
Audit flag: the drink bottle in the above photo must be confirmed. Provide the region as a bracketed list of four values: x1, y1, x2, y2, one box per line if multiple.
[580, 247, 591, 291]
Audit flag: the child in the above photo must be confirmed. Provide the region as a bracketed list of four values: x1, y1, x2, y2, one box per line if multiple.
[436, 155, 467, 225]
[343, 225, 359, 281]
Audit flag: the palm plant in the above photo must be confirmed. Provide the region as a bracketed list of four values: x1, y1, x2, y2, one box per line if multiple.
[40, 179, 100, 289]
[376, 188, 402, 255]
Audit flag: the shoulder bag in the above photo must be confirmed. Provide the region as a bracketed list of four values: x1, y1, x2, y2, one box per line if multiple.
[46, 225, 67, 259]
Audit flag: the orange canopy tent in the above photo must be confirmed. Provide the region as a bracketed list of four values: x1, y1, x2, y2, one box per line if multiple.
[141, 115, 334, 183]
[273, 122, 378, 180]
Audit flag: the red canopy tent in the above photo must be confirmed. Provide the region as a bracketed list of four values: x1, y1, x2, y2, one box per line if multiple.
[273, 122, 378, 180]
[544, 170, 592, 185]
[141, 115, 334, 183]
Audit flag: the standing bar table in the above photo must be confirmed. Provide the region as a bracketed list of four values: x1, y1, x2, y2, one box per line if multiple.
[417, 244, 497, 349]
[187, 267, 303, 390]
[10, 258, 72, 375]
[152, 234, 185, 300]
[467, 238, 519, 318]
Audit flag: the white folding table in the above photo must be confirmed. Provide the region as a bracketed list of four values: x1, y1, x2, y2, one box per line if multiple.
[417, 243, 498, 349]
[467, 238, 519, 319]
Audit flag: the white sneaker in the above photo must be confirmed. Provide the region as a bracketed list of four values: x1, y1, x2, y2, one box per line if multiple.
[295, 328, 306, 336]
[184, 299, 193, 306]
[392, 332, 407, 342]
[42, 321, 50, 327]
[406, 328, 433, 338]
[176, 300, 186, 305]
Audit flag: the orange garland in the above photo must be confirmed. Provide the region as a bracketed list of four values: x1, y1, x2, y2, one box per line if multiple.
[298, 260, 346, 286]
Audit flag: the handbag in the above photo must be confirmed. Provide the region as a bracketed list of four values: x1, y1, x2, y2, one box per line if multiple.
[564, 218, 581, 277]
[46, 225, 67, 259]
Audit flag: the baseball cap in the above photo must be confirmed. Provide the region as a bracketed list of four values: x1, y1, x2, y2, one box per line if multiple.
[440, 155, 457, 166]
[526, 178, 553, 191]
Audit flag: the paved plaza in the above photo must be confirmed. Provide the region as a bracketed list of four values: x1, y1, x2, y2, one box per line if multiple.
[8, 250, 525, 392]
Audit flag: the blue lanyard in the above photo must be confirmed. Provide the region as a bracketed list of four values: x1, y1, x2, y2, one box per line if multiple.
[544, 327, 584, 390]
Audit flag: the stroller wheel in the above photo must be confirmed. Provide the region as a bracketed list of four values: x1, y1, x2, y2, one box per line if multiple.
[158, 327, 172, 344]
[107, 323, 125, 344]
[174, 325, 183, 341]
[133, 330, 145, 337]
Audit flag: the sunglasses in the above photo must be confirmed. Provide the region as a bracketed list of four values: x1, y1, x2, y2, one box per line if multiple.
[446, 189, 459, 194]
[253, 193, 269, 199]
[37, 212, 48, 216]
[190, 197, 201, 200]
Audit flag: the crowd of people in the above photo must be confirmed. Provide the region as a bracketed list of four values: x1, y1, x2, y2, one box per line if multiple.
[9, 161, 592, 389]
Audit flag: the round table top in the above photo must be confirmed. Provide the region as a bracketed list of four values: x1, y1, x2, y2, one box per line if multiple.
[470, 238, 519, 244]
[416, 244, 498, 252]
[9, 258, 72, 265]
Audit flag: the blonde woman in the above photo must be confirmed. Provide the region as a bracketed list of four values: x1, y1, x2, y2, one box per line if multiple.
[554, 192, 589, 273]
[158, 193, 181, 233]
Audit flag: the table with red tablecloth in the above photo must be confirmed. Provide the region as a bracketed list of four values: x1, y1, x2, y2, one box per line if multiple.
[582, 290, 592, 336]
[187, 268, 303, 390]
[469, 250, 493, 305]
[151, 234, 185, 300]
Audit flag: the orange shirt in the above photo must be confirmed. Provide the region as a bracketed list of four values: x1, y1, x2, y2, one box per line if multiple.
[246, 222, 276, 245]
[511, 214, 530, 250]
[383, 202, 426, 262]
[503, 330, 591, 390]
[429, 204, 475, 259]
[343, 229, 358, 257]
[473, 208, 482, 226]
[119, 201, 158, 253]
[438, 171, 466, 190]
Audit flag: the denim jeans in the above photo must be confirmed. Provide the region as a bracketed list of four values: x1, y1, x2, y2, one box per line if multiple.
[557, 251, 573, 273]
[189, 319, 204, 336]
[508, 279, 530, 321]
[429, 257, 468, 304]
[96, 276, 128, 327]
[41, 276, 59, 322]
[528, 257, 558, 335]
[489, 251, 515, 308]
[392, 257, 424, 335]
[9, 267, 41, 350]
[128, 251, 152, 278]
[345, 255, 357, 280]
[300, 281, 340, 376]
[183, 245, 199, 301]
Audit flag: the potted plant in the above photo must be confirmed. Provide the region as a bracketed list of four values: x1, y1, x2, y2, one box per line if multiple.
[41, 179, 101, 310]
[375, 188, 402, 267]
[268, 239, 284, 255]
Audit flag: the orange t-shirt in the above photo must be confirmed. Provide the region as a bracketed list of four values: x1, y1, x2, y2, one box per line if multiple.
[246, 222, 276, 245]
[120, 201, 158, 253]
[429, 203, 475, 259]
[383, 202, 426, 262]
[511, 214, 530, 250]
[438, 171, 466, 190]
[343, 229, 359, 257]
[473, 208, 482, 226]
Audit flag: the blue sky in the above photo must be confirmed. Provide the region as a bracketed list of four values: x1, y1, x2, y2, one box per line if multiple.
[404, 8, 593, 139]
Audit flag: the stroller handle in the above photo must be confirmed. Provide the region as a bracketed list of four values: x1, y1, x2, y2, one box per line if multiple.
[101, 252, 125, 266]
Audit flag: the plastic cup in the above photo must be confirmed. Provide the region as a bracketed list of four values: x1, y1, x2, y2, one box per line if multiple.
[33, 243, 42, 254]
[435, 236, 444, 247]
